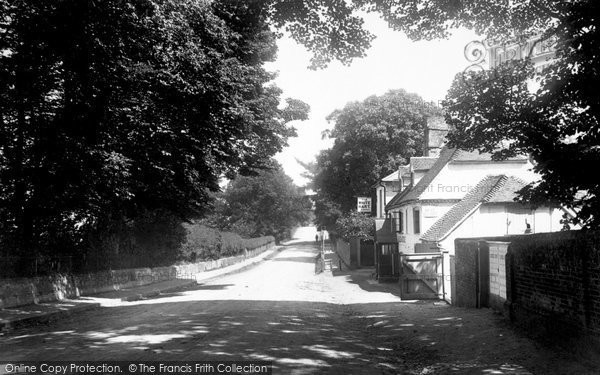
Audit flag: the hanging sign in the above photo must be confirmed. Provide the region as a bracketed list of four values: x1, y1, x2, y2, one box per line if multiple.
[357, 197, 372, 213]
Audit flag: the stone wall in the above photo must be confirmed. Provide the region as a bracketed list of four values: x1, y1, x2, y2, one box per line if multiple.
[0, 242, 274, 309]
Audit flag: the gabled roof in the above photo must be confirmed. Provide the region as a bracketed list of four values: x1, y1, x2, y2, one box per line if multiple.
[385, 147, 529, 210]
[380, 170, 399, 182]
[373, 166, 411, 188]
[386, 147, 456, 209]
[420, 175, 527, 242]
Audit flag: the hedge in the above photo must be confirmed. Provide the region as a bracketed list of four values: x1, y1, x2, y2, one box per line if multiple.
[180, 223, 274, 262]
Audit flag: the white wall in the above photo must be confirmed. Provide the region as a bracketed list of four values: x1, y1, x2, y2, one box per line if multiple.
[376, 182, 403, 218]
[390, 202, 455, 253]
[438, 204, 562, 254]
[420, 161, 536, 201]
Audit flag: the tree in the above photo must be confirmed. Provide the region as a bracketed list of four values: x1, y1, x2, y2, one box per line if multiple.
[312, 89, 440, 226]
[206, 161, 312, 241]
[0, 0, 320, 257]
[362, 1, 599, 228]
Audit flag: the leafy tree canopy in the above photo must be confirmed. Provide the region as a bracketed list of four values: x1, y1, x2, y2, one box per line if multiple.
[321, 0, 598, 228]
[205, 160, 312, 241]
[437, 1, 600, 228]
[0, 0, 318, 254]
[312, 89, 440, 226]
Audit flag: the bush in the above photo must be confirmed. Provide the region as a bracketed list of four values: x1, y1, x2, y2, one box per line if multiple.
[180, 222, 274, 261]
[335, 211, 375, 241]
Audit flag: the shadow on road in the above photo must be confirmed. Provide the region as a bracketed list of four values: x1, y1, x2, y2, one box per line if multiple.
[331, 267, 405, 300]
[2, 298, 593, 374]
[271, 256, 316, 263]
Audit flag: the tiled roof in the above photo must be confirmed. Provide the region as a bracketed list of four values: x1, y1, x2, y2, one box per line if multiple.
[380, 170, 399, 182]
[487, 176, 527, 202]
[410, 157, 438, 171]
[385, 147, 529, 210]
[372, 166, 410, 188]
[386, 147, 457, 209]
[420, 175, 527, 242]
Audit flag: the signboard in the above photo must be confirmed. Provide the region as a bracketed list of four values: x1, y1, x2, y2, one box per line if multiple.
[357, 197, 372, 213]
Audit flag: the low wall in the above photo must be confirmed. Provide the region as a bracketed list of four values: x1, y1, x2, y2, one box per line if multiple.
[0, 242, 274, 309]
[454, 231, 600, 338]
[507, 231, 600, 337]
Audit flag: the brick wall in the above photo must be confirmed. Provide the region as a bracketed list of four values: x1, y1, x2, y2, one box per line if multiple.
[454, 231, 600, 338]
[507, 231, 600, 336]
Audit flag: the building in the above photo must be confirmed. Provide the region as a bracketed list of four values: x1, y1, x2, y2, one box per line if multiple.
[420, 174, 567, 252]
[375, 116, 570, 255]
[373, 168, 409, 218]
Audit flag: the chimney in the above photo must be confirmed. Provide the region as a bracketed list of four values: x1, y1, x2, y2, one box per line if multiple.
[423, 116, 449, 157]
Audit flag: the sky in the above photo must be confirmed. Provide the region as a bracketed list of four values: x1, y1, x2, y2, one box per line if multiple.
[266, 13, 479, 187]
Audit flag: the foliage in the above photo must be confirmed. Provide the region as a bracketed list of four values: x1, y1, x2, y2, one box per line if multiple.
[329, 0, 600, 228]
[356, 0, 560, 42]
[266, 0, 375, 69]
[311, 89, 440, 225]
[439, 1, 600, 228]
[313, 197, 343, 232]
[335, 211, 375, 241]
[0, 0, 313, 257]
[180, 222, 274, 262]
[205, 161, 312, 241]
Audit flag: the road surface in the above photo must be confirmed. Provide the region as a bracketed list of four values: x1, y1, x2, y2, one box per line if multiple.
[0, 227, 598, 374]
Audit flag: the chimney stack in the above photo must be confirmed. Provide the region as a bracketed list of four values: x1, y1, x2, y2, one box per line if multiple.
[424, 116, 449, 157]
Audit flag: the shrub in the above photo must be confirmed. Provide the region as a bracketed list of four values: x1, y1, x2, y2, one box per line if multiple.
[335, 211, 375, 241]
[180, 222, 274, 261]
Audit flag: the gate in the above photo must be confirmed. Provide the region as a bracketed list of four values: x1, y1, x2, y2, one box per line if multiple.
[400, 252, 444, 299]
[376, 243, 400, 282]
[360, 239, 375, 266]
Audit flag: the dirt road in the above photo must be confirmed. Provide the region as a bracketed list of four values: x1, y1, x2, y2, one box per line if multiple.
[1, 228, 598, 374]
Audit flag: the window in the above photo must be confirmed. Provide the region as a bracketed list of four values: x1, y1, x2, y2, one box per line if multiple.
[413, 208, 420, 234]
[391, 211, 403, 233]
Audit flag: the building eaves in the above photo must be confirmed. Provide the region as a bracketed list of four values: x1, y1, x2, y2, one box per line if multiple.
[386, 147, 457, 210]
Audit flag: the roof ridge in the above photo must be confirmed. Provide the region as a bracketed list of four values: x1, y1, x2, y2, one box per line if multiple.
[386, 147, 458, 209]
[420, 174, 506, 242]
[481, 175, 508, 202]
